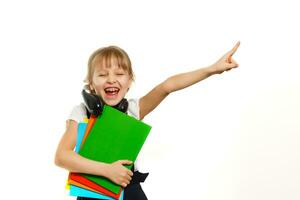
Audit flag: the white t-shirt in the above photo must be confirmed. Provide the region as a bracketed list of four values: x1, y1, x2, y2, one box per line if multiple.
[68, 98, 142, 171]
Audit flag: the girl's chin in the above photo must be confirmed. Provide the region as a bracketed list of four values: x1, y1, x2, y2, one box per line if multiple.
[102, 97, 123, 106]
[105, 102, 119, 106]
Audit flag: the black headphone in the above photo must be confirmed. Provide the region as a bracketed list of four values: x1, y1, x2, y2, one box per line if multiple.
[82, 88, 129, 117]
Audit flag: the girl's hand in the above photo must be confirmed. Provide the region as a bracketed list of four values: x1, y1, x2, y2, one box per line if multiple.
[106, 160, 133, 187]
[211, 41, 240, 74]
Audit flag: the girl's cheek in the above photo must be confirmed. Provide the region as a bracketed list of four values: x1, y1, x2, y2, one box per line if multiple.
[92, 76, 104, 86]
[120, 76, 130, 83]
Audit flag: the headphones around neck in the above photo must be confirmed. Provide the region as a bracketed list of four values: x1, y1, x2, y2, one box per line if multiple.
[82, 88, 129, 117]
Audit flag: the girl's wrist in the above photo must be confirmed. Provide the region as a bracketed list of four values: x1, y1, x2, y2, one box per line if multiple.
[96, 162, 110, 177]
[206, 65, 219, 75]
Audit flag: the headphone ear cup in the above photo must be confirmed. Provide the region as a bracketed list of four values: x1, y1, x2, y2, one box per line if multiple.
[82, 89, 104, 117]
[114, 98, 129, 113]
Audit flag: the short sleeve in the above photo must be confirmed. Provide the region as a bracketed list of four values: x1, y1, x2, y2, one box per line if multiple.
[67, 103, 87, 123]
[127, 98, 140, 120]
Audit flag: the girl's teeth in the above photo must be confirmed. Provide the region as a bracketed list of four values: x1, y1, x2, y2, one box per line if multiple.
[104, 88, 119, 97]
[105, 87, 119, 92]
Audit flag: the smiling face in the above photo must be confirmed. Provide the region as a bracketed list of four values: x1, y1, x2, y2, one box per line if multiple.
[91, 61, 132, 106]
[86, 46, 134, 106]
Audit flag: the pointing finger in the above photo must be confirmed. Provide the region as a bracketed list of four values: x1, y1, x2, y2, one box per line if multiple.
[230, 41, 240, 56]
[227, 41, 240, 63]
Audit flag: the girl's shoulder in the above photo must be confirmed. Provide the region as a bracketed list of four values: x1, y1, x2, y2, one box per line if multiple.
[127, 98, 140, 120]
[68, 103, 87, 123]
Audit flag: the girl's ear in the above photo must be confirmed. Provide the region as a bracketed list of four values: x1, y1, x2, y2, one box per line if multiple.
[89, 84, 96, 93]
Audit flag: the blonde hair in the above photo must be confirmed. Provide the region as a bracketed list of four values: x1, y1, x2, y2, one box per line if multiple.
[84, 46, 135, 92]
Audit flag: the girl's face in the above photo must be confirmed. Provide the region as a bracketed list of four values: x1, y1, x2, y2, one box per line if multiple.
[91, 62, 132, 106]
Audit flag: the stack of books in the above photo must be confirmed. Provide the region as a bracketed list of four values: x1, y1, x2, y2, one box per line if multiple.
[66, 105, 151, 199]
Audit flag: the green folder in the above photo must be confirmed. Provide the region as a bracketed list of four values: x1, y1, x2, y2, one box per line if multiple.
[79, 105, 151, 194]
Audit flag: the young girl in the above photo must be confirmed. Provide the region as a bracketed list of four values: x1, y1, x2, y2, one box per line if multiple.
[55, 42, 240, 200]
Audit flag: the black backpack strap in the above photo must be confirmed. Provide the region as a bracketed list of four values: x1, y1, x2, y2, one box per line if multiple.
[129, 164, 149, 184]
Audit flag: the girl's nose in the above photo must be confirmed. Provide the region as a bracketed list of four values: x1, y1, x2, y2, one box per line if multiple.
[107, 74, 117, 83]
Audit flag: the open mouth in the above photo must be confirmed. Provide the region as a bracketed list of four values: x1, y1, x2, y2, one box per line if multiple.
[104, 87, 120, 97]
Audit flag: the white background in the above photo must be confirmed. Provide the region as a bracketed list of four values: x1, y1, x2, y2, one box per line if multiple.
[0, 0, 299, 199]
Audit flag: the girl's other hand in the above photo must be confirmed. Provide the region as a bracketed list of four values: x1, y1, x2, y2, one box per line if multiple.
[211, 41, 240, 74]
[106, 160, 133, 187]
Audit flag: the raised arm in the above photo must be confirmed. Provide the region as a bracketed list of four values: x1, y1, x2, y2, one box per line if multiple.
[139, 42, 240, 119]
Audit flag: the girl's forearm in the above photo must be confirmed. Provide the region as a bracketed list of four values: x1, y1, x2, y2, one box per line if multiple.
[55, 150, 109, 177]
[164, 65, 217, 93]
